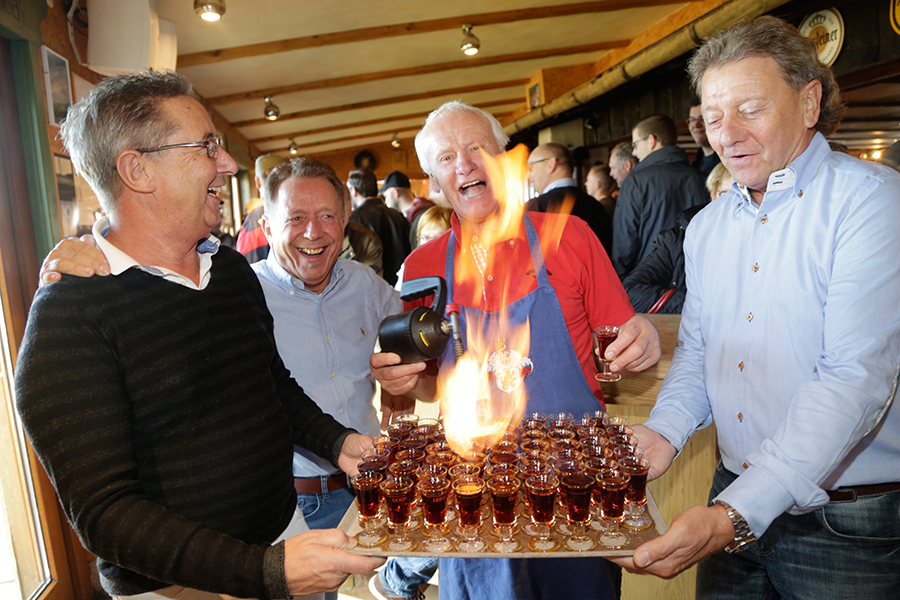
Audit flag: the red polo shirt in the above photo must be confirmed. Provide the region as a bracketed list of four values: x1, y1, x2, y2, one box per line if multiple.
[403, 211, 634, 403]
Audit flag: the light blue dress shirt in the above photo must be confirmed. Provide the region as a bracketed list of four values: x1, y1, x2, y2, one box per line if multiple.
[252, 254, 402, 477]
[645, 133, 900, 537]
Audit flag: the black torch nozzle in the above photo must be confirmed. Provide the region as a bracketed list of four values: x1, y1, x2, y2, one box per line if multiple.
[446, 303, 465, 362]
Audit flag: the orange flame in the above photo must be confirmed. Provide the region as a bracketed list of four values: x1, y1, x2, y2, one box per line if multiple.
[439, 143, 540, 456]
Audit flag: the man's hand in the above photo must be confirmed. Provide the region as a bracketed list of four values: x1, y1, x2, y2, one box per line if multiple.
[629, 424, 677, 482]
[378, 390, 416, 430]
[40, 235, 109, 284]
[609, 504, 734, 579]
[283, 529, 384, 596]
[337, 433, 374, 477]
[370, 352, 434, 399]
[607, 314, 661, 373]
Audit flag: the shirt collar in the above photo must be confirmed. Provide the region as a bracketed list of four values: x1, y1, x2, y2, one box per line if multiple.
[542, 177, 577, 194]
[262, 249, 343, 294]
[92, 216, 219, 290]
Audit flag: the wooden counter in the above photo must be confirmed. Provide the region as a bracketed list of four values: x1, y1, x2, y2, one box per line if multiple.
[604, 314, 718, 600]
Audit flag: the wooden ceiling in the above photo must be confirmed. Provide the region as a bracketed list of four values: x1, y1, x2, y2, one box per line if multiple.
[153, 0, 713, 160]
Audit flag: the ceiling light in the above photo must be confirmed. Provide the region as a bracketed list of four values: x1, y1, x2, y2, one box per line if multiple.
[391, 134, 401, 148]
[873, 150, 882, 160]
[264, 97, 280, 121]
[460, 24, 480, 56]
[288, 139, 299, 155]
[194, 0, 225, 22]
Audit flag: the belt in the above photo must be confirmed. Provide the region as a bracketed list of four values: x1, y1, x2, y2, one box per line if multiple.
[827, 482, 900, 503]
[293, 474, 349, 495]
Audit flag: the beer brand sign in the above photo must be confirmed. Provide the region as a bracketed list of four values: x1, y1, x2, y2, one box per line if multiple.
[799, 8, 845, 66]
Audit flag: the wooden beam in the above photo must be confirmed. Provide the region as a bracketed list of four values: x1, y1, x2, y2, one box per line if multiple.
[178, 1, 681, 67]
[210, 42, 628, 105]
[284, 113, 513, 154]
[250, 98, 522, 144]
[232, 79, 528, 128]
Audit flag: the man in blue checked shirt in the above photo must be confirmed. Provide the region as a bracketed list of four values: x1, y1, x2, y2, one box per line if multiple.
[614, 17, 900, 599]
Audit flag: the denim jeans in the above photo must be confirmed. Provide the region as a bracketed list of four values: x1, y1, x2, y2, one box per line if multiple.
[295, 481, 355, 530]
[696, 462, 900, 600]
[380, 556, 439, 597]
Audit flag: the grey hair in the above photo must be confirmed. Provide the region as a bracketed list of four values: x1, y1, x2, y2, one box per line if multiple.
[59, 70, 194, 214]
[687, 16, 844, 136]
[414, 101, 509, 175]
[611, 141, 638, 167]
[263, 157, 346, 218]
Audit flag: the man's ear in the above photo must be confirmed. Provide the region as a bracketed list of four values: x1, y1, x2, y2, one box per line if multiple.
[801, 79, 823, 130]
[429, 174, 441, 194]
[116, 150, 156, 194]
[260, 212, 274, 244]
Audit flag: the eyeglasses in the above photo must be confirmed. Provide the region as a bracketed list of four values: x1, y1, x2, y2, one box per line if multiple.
[526, 157, 551, 168]
[137, 136, 224, 159]
[631, 136, 649, 150]
[686, 117, 704, 126]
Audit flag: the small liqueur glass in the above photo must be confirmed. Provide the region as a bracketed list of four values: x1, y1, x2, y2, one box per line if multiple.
[619, 456, 653, 530]
[350, 472, 387, 547]
[561, 471, 596, 551]
[582, 410, 608, 427]
[524, 473, 560, 552]
[488, 475, 522, 552]
[596, 468, 631, 549]
[602, 416, 631, 435]
[380, 475, 417, 552]
[593, 326, 621, 382]
[453, 475, 486, 552]
[418, 475, 454, 552]
[546, 412, 574, 430]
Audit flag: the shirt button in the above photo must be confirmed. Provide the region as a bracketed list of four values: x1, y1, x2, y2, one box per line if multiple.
[747, 313, 753, 321]
[327, 336, 331, 342]
[752, 263, 759, 272]
[340, 408, 344, 415]
[290, 290, 295, 296]
[761, 215, 768, 224]
[331, 372, 335, 378]
[487, 275, 493, 281]
[737, 412, 743, 422]
[798, 190, 804, 197]
[508, 240, 515, 246]
[472, 235, 478, 241]
[742, 462, 749, 469]
[738, 362, 744, 371]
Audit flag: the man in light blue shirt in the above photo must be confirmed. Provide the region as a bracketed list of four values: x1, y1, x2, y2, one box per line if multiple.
[615, 17, 900, 599]
[255, 158, 403, 534]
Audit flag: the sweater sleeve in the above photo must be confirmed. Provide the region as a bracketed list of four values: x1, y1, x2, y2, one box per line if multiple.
[15, 283, 278, 599]
[622, 228, 683, 313]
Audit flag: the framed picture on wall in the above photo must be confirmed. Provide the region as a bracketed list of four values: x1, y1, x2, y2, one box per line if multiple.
[41, 46, 73, 126]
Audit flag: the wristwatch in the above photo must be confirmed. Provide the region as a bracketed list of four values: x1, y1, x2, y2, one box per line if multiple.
[714, 500, 756, 553]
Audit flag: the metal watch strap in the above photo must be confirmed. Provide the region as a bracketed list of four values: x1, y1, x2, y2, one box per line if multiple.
[714, 500, 756, 553]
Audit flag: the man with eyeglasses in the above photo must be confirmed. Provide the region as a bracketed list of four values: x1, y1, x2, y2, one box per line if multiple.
[611, 114, 708, 278]
[14, 71, 383, 600]
[686, 101, 721, 176]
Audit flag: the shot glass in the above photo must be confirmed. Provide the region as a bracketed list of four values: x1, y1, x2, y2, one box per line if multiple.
[350, 472, 387, 547]
[488, 475, 522, 552]
[380, 475, 417, 552]
[596, 468, 631, 548]
[593, 326, 621, 382]
[524, 473, 560, 552]
[453, 475, 486, 552]
[619, 456, 653, 530]
[418, 475, 453, 553]
[561, 471, 596, 551]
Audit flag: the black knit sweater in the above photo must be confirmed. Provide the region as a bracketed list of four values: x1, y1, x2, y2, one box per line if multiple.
[15, 246, 351, 599]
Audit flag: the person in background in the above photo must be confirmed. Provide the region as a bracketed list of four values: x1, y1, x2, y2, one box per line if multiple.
[615, 17, 900, 599]
[347, 168, 411, 286]
[622, 163, 732, 313]
[339, 184, 384, 278]
[612, 114, 708, 278]
[392, 206, 454, 293]
[17, 70, 381, 600]
[585, 163, 617, 220]
[607, 141, 638, 188]
[525, 142, 613, 254]
[237, 153, 284, 263]
[370, 100, 661, 600]
[379, 170, 437, 250]
[687, 100, 721, 176]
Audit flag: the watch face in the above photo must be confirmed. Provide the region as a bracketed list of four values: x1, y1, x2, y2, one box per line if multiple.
[354, 150, 377, 170]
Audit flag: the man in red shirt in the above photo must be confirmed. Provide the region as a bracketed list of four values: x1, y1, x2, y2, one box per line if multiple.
[370, 101, 660, 600]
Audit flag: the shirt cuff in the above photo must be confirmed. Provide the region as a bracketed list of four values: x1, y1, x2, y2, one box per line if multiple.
[644, 406, 706, 456]
[331, 429, 357, 469]
[263, 542, 290, 599]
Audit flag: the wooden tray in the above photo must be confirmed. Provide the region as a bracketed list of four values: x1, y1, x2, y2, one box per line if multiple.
[339, 490, 666, 558]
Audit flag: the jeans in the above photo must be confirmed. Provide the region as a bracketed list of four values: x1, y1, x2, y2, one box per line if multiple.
[696, 462, 900, 600]
[295, 481, 355, 530]
[380, 556, 439, 597]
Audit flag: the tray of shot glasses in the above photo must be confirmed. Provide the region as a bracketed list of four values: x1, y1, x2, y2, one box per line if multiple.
[338, 413, 668, 558]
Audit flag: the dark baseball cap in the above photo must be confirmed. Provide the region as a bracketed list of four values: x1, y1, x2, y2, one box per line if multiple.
[379, 171, 411, 192]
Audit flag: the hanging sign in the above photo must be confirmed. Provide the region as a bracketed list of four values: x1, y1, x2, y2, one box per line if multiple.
[798, 8, 845, 66]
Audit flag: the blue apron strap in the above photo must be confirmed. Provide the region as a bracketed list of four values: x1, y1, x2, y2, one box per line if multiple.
[445, 230, 456, 302]
[522, 214, 550, 289]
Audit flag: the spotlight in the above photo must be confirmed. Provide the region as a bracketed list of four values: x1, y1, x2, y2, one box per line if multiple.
[460, 24, 480, 56]
[391, 134, 401, 149]
[289, 139, 299, 155]
[194, 0, 225, 22]
[264, 97, 280, 121]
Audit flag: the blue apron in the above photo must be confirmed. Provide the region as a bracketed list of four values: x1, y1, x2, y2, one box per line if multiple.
[438, 214, 614, 600]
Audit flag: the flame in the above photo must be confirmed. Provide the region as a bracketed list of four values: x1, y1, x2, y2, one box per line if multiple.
[440, 144, 544, 456]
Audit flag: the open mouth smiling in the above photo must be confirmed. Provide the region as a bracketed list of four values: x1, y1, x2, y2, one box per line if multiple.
[459, 180, 487, 195]
[298, 247, 325, 256]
